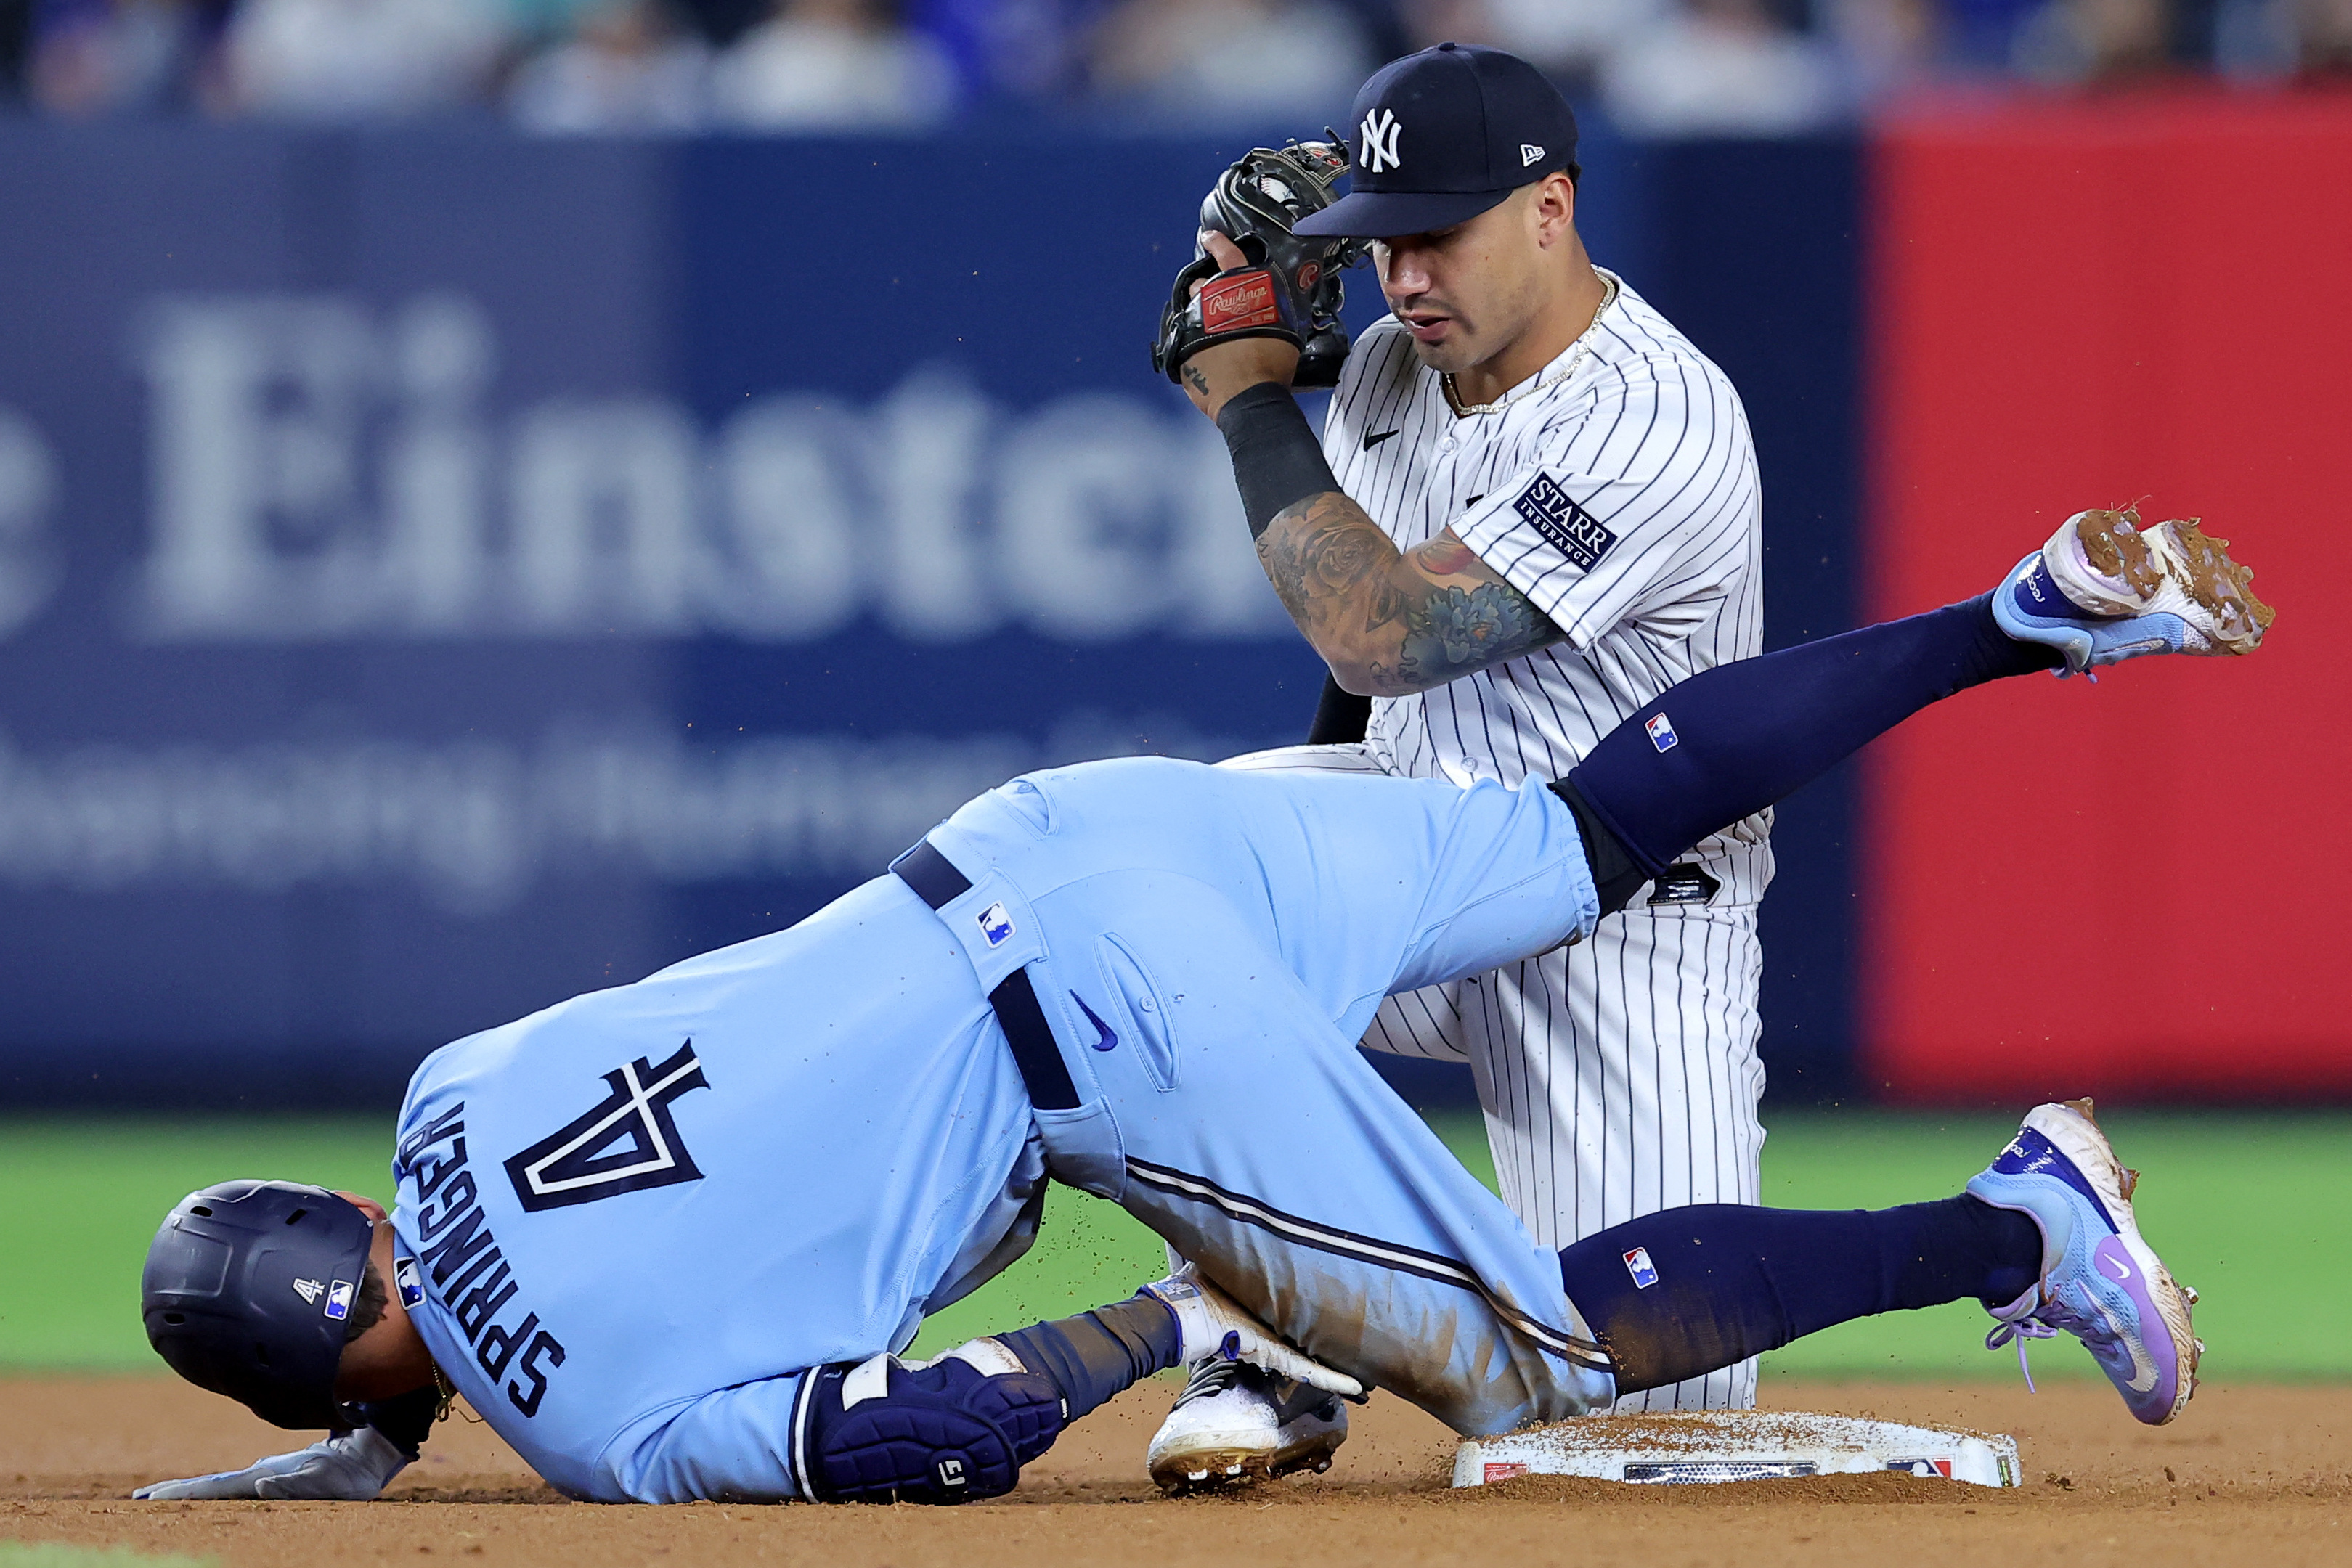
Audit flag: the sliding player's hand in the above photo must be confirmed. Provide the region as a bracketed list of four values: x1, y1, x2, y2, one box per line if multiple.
[1140, 1270, 1366, 1399]
[133, 1425, 412, 1500]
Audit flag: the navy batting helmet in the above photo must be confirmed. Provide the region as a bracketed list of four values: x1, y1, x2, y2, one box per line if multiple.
[142, 1180, 377, 1431]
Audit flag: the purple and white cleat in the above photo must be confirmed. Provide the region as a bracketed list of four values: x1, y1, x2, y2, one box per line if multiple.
[1966, 1099, 2202, 1425]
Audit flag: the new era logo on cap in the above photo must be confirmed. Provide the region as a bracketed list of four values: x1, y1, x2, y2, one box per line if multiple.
[1521, 143, 1545, 166]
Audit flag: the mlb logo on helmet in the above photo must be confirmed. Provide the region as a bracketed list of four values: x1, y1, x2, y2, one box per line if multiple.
[1623, 1246, 1661, 1288]
[1295, 42, 1580, 242]
[1645, 714, 1678, 752]
[977, 902, 1015, 947]
[323, 1279, 355, 1320]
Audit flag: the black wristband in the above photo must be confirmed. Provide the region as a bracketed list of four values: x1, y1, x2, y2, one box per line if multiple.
[1214, 381, 1339, 539]
[355, 1383, 440, 1461]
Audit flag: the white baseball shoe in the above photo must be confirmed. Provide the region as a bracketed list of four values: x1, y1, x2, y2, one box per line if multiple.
[1993, 506, 2274, 673]
[1145, 1357, 1349, 1495]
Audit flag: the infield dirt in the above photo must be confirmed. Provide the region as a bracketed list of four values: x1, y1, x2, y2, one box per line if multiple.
[4, 1375, 2344, 1567]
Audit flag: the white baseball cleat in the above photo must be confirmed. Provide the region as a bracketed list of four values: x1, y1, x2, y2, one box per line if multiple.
[1146, 1357, 1350, 1495]
[1993, 506, 2274, 673]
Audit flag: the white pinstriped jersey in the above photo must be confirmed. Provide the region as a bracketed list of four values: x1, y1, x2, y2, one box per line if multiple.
[1322, 271, 1773, 902]
[1224, 270, 1775, 1412]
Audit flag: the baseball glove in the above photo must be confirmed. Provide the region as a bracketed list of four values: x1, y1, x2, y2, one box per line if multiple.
[1152, 140, 1370, 390]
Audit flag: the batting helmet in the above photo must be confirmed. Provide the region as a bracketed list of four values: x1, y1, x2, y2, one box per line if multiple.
[142, 1180, 377, 1431]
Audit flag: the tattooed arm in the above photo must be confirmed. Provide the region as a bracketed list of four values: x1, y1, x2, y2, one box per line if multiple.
[1257, 491, 1566, 697]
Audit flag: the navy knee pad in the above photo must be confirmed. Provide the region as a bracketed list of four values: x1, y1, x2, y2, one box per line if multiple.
[801, 1355, 1065, 1504]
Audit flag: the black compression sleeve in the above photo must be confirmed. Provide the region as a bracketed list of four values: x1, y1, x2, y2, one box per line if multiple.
[993, 1294, 1183, 1422]
[1215, 381, 1339, 539]
[1306, 674, 1371, 745]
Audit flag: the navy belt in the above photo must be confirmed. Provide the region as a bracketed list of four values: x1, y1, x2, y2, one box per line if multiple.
[890, 840, 1081, 1112]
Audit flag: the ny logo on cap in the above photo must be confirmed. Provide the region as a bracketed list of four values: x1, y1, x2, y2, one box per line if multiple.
[1359, 107, 1401, 173]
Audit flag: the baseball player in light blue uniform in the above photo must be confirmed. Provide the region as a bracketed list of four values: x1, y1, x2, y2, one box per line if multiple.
[132, 506, 2264, 1505]
[383, 757, 1612, 1503]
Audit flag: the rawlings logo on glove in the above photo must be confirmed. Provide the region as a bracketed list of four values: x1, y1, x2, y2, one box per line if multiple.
[1199, 272, 1282, 333]
[1152, 140, 1370, 390]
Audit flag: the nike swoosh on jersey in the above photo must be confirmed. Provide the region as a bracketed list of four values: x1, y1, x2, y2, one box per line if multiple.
[1362, 428, 1401, 449]
[1072, 991, 1119, 1051]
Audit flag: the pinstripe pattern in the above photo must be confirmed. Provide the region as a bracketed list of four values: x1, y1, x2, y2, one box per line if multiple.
[1224, 273, 1772, 1413]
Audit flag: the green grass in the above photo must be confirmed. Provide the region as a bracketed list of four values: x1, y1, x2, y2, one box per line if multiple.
[5, 1111, 2344, 1381]
[0, 1119, 394, 1370]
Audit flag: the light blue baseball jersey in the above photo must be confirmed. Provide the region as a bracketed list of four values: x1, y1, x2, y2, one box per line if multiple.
[388, 756, 1613, 1503]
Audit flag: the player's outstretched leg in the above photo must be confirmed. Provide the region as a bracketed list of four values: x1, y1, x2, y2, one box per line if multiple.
[1555, 1101, 2201, 1425]
[1555, 511, 2271, 906]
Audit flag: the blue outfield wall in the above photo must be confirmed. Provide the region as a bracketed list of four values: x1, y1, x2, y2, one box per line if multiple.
[0, 121, 1859, 1110]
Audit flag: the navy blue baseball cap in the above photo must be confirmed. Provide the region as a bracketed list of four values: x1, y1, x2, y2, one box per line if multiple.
[1295, 43, 1579, 241]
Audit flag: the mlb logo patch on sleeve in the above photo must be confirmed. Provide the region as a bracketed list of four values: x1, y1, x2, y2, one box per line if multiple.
[1623, 1247, 1660, 1288]
[977, 902, 1015, 947]
[1511, 474, 1618, 573]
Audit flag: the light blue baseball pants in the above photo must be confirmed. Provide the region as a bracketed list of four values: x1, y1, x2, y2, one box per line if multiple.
[920, 754, 1616, 1434]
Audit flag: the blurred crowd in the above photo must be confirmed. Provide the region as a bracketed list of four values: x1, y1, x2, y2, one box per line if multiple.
[1, 0, 2349, 134]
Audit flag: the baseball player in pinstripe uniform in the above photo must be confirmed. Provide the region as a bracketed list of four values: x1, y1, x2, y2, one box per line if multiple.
[1149, 42, 1771, 1486]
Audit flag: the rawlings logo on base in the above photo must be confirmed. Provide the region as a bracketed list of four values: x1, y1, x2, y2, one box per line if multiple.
[1200, 271, 1281, 333]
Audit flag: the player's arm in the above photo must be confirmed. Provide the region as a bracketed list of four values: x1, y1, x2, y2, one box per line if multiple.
[1180, 316, 1560, 697]
[1256, 497, 1563, 698]
[131, 1387, 438, 1501]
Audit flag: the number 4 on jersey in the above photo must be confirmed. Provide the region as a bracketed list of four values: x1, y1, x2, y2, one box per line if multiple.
[503, 1042, 712, 1212]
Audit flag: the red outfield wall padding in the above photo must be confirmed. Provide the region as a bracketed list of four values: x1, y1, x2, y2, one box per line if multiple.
[1863, 91, 2352, 1100]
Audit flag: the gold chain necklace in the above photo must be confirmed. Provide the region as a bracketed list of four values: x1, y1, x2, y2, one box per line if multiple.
[1444, 271, 1619, 417]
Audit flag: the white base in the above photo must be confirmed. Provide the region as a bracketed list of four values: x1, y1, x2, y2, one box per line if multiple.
[1452, 1410, 2020, 1489]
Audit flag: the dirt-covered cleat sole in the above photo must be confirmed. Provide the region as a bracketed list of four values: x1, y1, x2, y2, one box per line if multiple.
[1967, 1099, 2201, 1425]
[2143, 518, 2274, 656]
[1994, 507, 2275, 672]
[2046, 507, 2167, 616]
[1145, 1357, 1348, 1495]
[1147, 1425, 1348, 1495]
